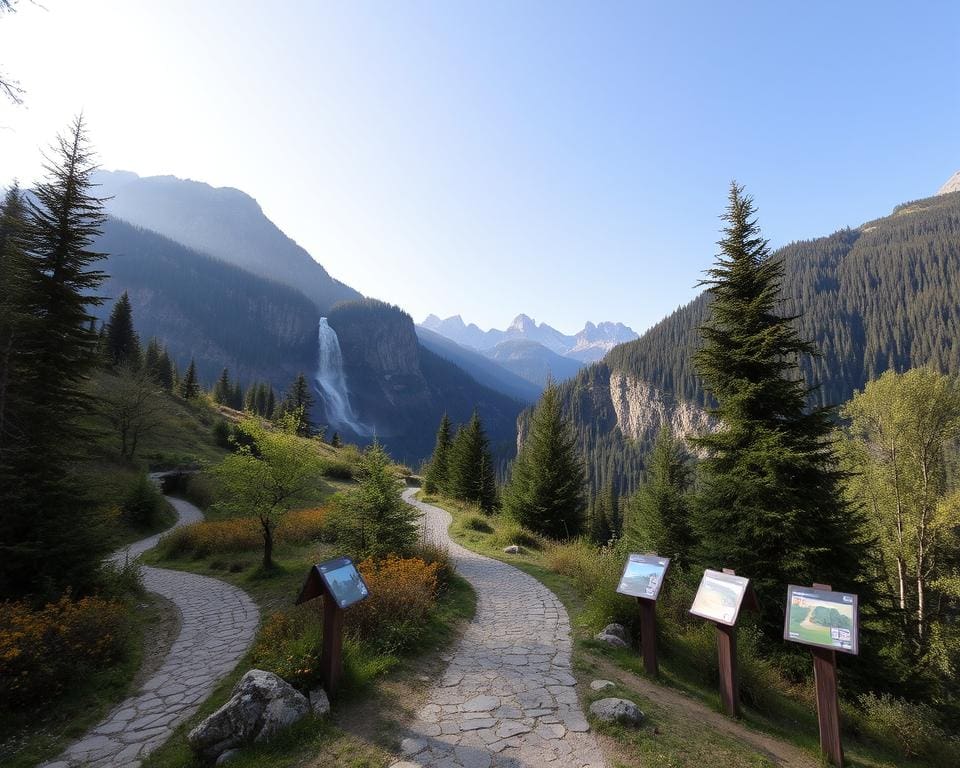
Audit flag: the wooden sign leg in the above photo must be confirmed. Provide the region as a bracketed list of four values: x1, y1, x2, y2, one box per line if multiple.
[321, 596, 345, 697]
[812, 647, 844, 767]
[637, 598, 658, 676]
[716, 623, 739, 717]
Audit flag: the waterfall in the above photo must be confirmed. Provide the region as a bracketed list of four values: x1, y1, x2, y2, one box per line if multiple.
[315, 318, 366, 435]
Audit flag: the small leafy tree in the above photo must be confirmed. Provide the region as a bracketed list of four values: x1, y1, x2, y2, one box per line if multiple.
[502, 383, 585, 537]
[213, 414, 325, 569]
[99, 365, 166, 460]
[333, 442, 419, 559]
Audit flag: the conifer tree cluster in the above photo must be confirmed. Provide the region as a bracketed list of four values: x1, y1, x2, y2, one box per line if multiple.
[587, 482, 622, 545]
[212, 367, 244, 409]
[244, 381, 277, 417]
[502, 382, 586, 537]
[0, 118, 113, 599]
[424, 410, 497, 512]
[274, 372, 315, 436]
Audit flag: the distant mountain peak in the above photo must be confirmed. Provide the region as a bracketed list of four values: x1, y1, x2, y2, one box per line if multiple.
[938, 170, 960, 196]
[509, 314, 536, 332]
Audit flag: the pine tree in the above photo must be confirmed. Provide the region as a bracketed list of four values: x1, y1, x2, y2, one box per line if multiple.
[423, 413, 452, 494]
[626, 427, 693, 564]
[448, 411, 498, 512]
[330, 431, 342, 448]
[0, 117, 111, 599]
[230, 381, 244, 410]
[691, 183, 865, 631]
[156, 346, 174, 392]
[180, 358, 199, 399]
[104, 291, 141, 368]
[588, 492, 612, 545]
[212, 367, 231, 405]
[143, 338, 162, 383]
[281, 372, 315, 436]
[266, 386, 276, 418]
[502, 383, 585, 537]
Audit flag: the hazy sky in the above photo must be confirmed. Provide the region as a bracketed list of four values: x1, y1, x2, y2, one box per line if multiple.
[1, 1, 957, 334]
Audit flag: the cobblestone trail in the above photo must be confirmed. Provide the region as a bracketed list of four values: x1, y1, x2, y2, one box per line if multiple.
[393, 489, 605, 768]
[43, 494, 259, 768]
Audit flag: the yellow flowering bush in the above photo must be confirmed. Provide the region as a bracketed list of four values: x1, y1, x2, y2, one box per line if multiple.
[0, 595, 129, 709]
[250, 606, 324, 689]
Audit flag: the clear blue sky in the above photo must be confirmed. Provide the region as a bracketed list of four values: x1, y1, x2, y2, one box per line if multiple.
[1, 1, 957, 334]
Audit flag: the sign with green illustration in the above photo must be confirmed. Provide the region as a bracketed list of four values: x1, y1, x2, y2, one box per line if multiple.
[784, 585, 859, 655]
[690, 569, 751, 626]
[617, 553, 670, 600]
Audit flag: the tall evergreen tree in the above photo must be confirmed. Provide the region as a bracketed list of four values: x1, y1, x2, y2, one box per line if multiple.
[230, 381, 244, 410]
[143, 337, 162, 383]
[0, 117, 111, 599]
[104, 291, 141, 368]
[156, 346, 174, 392]
[280, 372, 315, 436]
[626, 427, 693, 564]
[330, 431, 342, 448]
[448, 411, 497, 512]
[180, 358, 199, 399]
[502, 383, 585, 537]
[587, 492, 612, 545]
[691, 183, 865, 631]
[212, 367, 231, 405]
[423, 413, 452, 494]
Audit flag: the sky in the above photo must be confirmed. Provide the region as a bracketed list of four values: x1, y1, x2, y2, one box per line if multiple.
[1, 1, 958, 335]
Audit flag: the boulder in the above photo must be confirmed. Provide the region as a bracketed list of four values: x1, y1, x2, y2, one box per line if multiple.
[188, 669, 310, 761]
[589, 697, 645, 725]
[589, 679, 615, 691]
[503, 545, 521, 554]
[309, 686, 331, 717]
[594, 623, 629, 648]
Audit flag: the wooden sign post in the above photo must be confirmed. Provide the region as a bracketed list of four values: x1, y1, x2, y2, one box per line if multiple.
[784, 582, 860, 768]
[689, 567, 758, 717]
[616, 553, 671, 677]
[296, 556, 370, 698]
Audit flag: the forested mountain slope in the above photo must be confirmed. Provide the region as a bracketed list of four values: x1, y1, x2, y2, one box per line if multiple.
[93, 170, 361, 312]
[552, 190, 960, 495]
[94, 218, 319, 388]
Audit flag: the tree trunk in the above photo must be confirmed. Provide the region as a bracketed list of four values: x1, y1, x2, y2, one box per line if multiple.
[261, 517, 274, 570]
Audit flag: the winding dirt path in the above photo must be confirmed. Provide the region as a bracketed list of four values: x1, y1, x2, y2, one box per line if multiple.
[391, 489, 606, 768]
[42, 491, 259, 768]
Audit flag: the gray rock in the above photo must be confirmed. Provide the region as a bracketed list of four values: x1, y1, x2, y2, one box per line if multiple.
[309, 687, 331, 717]
[188, 669, 310, 760]
[215, 748, 241, 765]
[589, 679, 615, 691]
[588, 697, 644, 725]
[600, 623, 628, 642]
[502, 545, 521, 554]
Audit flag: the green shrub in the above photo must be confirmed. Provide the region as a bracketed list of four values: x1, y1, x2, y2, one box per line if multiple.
[183, 473, 216, 509]
[854, 692, 959, 762]
[490, 520, 544, 551]
[411, 538, 454, 590]
[121, 473, 164, 528]
[98, 557, 145, 599]
[251, 606, 324, 690]
[212, 419, 231, 448]
[465, 515, 493, 533]
[321, 457, 356, 481]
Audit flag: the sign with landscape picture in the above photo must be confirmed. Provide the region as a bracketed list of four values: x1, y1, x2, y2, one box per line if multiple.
[784, 585, 859, 655]
[617, 553, 670, 600]
[317, 556, 369, 609]
[689, 570, 751, 626]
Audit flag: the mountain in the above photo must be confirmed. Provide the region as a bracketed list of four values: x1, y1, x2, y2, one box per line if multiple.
[483, 339, 584, 388]
[92, 170, 361, 312]
[326, 300, 523, 465]
[415, 327, 541, 403]
[546, 187, 960, 497]
[420, 313, 638, 362]
[94, 217, 319, 389]
[938, 170, 960, 195]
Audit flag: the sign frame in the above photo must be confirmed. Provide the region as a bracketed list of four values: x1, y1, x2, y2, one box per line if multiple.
[784, 584, 859, 656]
[616, 553, 671, 601]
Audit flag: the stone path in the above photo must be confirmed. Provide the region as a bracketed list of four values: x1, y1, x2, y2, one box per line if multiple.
[393, 489, 606, 768]
[43, 493, 260, 768]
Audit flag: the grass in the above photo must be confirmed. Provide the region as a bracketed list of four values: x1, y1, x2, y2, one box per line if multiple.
[0, 594, 171, 768]
[421, 491, 939, 768]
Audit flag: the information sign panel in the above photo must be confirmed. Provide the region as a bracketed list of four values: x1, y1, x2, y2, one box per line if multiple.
[784, 584, 858, 655]
[616, 553, 670, 600]
[690, 569, 751, 626]
[317, 556, 369, 609]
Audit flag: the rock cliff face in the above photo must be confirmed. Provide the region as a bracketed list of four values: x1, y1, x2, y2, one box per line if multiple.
[608, 371, 716, 450]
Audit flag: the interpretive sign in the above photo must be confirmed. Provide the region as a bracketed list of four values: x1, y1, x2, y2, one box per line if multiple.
[616, 553, 670, 600]
[784, 584, 858, 655]
[296, 556, 369, 696]
[690, 569, 751, 627]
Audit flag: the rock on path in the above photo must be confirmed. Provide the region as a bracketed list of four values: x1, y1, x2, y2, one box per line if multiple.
[394, 489, 605, 768]
[43, 495, 259, 768]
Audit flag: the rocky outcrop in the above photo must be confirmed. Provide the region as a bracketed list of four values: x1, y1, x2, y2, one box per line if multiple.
[937, 170, 960, 196]
[608, 371, 716, 451]
[187, 670, 311, 762]
[594, 623, 629, 648]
